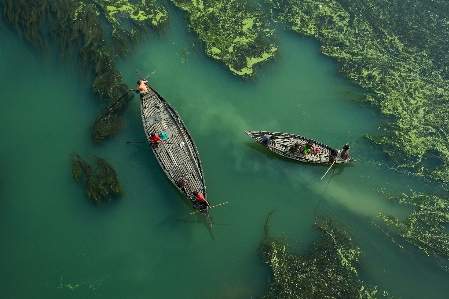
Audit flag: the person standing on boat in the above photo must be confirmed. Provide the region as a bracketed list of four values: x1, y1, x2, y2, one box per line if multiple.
[193, 191, 209, 209]
[131, 79, 149, 95]
[339, 144, 350, 161]
[137, 79, 149, 94]
[149, 133, 162, 145]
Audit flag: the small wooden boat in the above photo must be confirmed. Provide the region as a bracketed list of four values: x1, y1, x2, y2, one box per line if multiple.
[244, 130, 354, 164]
[137, 70, 212, 228]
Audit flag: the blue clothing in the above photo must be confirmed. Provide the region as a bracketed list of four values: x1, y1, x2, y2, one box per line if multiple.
[262, 134, 272, 146]
[158, 132, 168, 140]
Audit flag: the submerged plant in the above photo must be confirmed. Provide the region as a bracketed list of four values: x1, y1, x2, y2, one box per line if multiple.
[379, 192, 449, 271]
[171, 0, 277, 77]
[260, 211, 391, 299]
[70, 152, 123, 202]
[264, 0, 449, 183]
[1, 0, 167, 142]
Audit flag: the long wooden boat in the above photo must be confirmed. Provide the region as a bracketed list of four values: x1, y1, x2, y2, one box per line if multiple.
[244, 130, 354, 164]
[137, 70, 212, 228]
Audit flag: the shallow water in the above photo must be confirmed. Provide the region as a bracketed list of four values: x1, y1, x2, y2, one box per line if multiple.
[1, 6, 448, 299]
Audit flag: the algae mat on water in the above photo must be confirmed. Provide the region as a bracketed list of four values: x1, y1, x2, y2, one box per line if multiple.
[264, 0, 449, 183]
[261, 212, 393, 299]
[378, 192, 449, 272]
[71, 153, 123, 203]
[171, 0, 278, 76]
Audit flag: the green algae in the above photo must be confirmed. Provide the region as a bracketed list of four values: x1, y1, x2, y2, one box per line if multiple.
[1, 0, 166, 142]
[260, 211, 392, 299]
[264, 0, 449, 183]
[70, 153, 123, 203]
[379, 192, 449, 271]
[93, 0, 168, 34]
[171, 0, 277, 77]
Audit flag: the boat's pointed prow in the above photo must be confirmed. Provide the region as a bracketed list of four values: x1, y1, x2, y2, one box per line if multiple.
[202, 210, 212, 228]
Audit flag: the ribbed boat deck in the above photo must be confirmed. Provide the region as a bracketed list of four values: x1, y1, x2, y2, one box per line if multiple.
[140, 87, 206, 204]
[245, 131, 353, 164]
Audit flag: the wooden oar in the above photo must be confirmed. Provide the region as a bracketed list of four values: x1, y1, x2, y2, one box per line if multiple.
[106, 90, 132, 111]
[130, 71, 155, 91]
[321, 160, 336, 180]
[145, 71, 156, 79]
[175, 202, 229, 220]
[119, 71, 154, 104]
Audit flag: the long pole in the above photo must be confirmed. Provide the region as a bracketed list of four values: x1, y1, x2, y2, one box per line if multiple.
[321, 160, 336, 180]
[145, 71, 156, 79]
[175, 202, 229, 220]
[108, 90, 132, 111]
[107, 70, 156, 111]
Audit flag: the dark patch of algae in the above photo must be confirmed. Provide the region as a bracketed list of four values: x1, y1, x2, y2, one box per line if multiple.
[378, 192, 449, 272]
[1, 0, 168, 142]
[170, 0, 278, 77]
[260, 211, 395, 299]
[264, 0, 449, 183]
[71, 152, 123, 203]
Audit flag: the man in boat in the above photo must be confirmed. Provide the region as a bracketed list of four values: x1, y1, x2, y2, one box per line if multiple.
[329, 149, 338, 163]
[149, 132, 162, 146]
[289, 142, 301, 153]
[339, 144, 350, 160]
[193, 191, 209, 210]
[262, 133, 275, 147]
[131, 79, 149, 95]
[178, 179, 187, 192]
[300, 141, 314, 155]
[137, 79, 149, 94]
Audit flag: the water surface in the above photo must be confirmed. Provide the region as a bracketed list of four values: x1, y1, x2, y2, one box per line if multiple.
[1, 7, 447, 299]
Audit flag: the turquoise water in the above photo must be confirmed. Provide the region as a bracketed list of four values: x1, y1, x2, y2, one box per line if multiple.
[1, 7, 448, 299]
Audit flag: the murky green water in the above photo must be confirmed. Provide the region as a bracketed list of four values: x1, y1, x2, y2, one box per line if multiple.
[1, 6, 448, 299]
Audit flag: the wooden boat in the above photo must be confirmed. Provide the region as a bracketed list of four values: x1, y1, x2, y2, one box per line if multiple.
[137, 70, 212, 228]
[244, 130, 354, 164]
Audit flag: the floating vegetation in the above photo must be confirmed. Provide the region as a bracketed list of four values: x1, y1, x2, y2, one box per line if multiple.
[171, 0, 277, 77]
[92, 0, 168, 56]
[1, 0, 168, 142]
[378, 192, 449, 271]
[260, 211, 392, 299]
[264, 0, 449, 183]
[70, 152, 123, 203]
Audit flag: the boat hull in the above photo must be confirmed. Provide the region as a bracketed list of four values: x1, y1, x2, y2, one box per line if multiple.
[245, 130, 354, 164]
[139, 75, 211, 227]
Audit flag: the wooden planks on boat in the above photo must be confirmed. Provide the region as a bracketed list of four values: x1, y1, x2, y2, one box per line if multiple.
[139, 78, 211, 227]
[245, 130, 354, 164]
